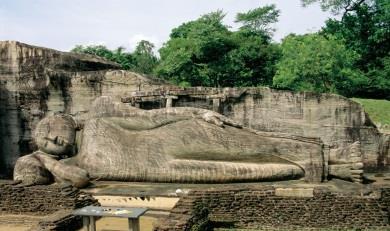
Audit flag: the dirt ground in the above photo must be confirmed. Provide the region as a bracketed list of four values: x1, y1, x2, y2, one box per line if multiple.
[0, 214, 43, 231]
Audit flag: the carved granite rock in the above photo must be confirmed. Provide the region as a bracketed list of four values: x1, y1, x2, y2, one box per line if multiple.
[124, 87, 389, 171]
[0, 41, 167, 176]
[14, 97, 365, 187]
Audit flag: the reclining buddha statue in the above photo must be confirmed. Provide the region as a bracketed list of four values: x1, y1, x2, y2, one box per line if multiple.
[13, 96, 364, 188]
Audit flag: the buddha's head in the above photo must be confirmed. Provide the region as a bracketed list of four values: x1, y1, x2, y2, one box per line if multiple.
[35, 114, 77, 156]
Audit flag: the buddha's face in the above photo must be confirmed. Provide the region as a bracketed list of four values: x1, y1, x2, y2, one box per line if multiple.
[35, 115, 76, 156]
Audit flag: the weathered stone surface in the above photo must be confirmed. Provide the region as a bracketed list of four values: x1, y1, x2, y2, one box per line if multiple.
[0, 183, 98, 231]
[30, 209, 82, 231]
[0, 183, 98, 215]
[125, 87, 389, 171]
[2, 41, 387, 180]
[0, 41, 167, 176]
[13, 151, 52, 186]
[14, 96, 368, 187]
[274, 187, 314, 197]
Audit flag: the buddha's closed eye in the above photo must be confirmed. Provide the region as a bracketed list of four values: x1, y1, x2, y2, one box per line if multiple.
[44, 136, 69, 146]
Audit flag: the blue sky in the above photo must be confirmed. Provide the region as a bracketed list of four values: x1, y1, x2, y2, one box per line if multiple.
[0, 0, 333, 52]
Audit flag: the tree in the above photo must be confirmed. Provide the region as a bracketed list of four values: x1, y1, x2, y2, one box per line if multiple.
[301, 0, 372, 15]
[71, 45, 115, 60]
[133, 40, 159, 74]
[273, 34, 367, 96]
[155, 11, 235, 87]
[364, 56, 390, 99]
[71, 45, 136, 70]
[224, 30, 280, 87]
[302, 0, 390, 98]
[155, 7, 281, 87]
[322, 0, 390, 98]
[71, 41, 159, 74]
[235, 4, 280, 37]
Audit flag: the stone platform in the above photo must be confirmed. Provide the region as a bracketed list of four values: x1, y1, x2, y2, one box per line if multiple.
[82, 173, 390, 197]
[79, 174, 390, 231]
[0, 175, 389, 230]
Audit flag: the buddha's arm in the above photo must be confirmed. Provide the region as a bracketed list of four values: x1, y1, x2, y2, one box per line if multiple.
[76, 96, 242, 129]
[139, 107, 243, 128]
[35, 153, 90, 188]
[85, 108, 242, 130]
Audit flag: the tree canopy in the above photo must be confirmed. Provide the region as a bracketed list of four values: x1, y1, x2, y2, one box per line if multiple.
[155, 6, 281, 87]
[235, 4, 280, 36]
[321, 0, 390, 98]
[71, 40, 158, 74]
[70, 2, 389, 99]
[301, 0, 372, 14]
[133, 40, 159, 74]
[273, 34, 367, 96]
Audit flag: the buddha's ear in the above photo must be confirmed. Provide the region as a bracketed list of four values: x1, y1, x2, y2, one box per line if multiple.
[70, 113, 86, 130]
[74, 117, 84, 130]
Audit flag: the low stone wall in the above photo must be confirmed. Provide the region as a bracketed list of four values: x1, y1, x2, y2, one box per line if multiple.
[0, 184, 97, 215]
[156, 186, 390, 230]
[0, 183, 98, 230]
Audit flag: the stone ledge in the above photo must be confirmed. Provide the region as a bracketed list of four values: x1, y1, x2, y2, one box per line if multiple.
[275, 187, 314, 197]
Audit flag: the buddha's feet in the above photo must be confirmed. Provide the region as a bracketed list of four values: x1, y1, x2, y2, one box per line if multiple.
[329, 141, 364, 183]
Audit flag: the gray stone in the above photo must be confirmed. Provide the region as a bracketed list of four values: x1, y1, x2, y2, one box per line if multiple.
[0, 41, 167, 176]
[14, 97, 366, 187]
[124, 87, 389, 171]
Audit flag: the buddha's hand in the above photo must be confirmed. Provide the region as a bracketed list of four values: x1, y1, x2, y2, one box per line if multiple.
[201, 111, 242, 128]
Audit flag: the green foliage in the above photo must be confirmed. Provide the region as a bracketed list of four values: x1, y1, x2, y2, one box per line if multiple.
[363, 56, 390, 99]
[190, 203, 212, 231]
[235, 4, 280, 36]
[227, 30, 281, 86]
[322, 0, 390, 98]
[69, 2, 388, 100]
[352, 98, 390, 132]
[170, 10, 228, 39]
[71, 41, 158, 74]
[71, 45, 135, 70]
[273, 34, 367, 95]
[155, 11, 233, 86]
[133, 40, 159, 74]
[155, 6, 281, 87]
[301, 0, 373, 14]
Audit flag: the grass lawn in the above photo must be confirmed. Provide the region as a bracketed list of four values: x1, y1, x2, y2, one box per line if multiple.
[352, 98, 390, 133]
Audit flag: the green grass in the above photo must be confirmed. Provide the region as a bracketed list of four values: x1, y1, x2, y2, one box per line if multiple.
[352, 98, 390, 133]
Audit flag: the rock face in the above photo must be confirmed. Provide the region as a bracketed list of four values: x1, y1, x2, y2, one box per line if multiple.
[13, 97, 325, 186]
[14, 96, 368, 187]
[0, 41, 166, 176]
[125, 87, 389, 170]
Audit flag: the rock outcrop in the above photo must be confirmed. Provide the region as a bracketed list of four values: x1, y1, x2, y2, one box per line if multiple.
[124, 87, 389, 170]
[0, 41, 167, 176]
[14, 96, 369, 187]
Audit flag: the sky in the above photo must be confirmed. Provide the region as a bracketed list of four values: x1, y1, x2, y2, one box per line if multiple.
[0, 0, 334, 52]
